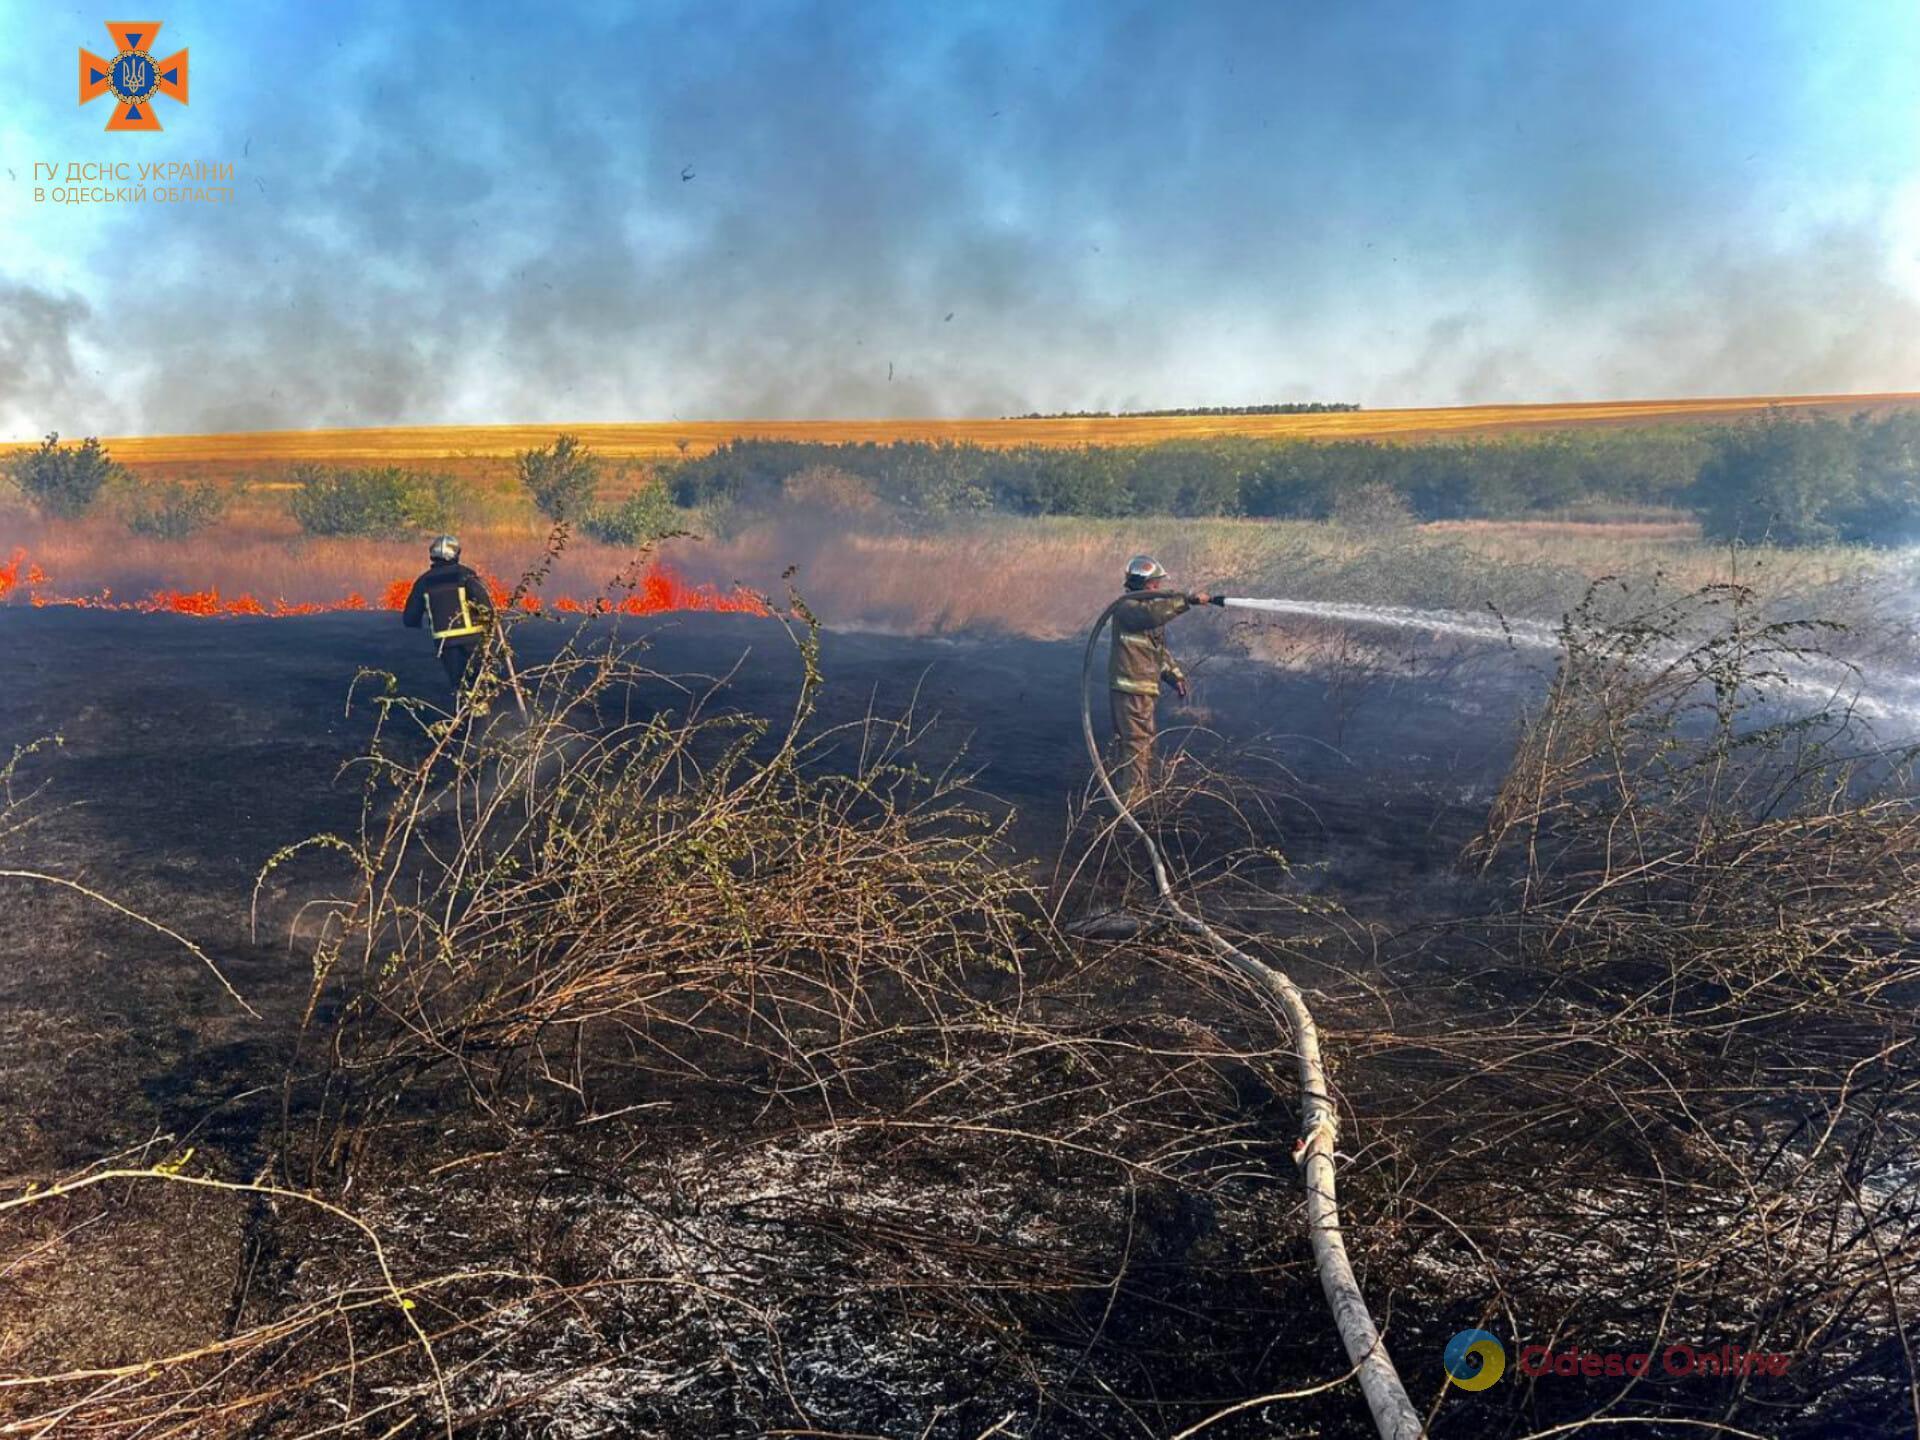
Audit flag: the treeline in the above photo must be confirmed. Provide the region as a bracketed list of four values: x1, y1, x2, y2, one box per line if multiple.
[12, 408, 1918, 547]
[666, 408, 1920, 544]
[667, 429, 1705, 521]
[1008, 401, 1362, 418]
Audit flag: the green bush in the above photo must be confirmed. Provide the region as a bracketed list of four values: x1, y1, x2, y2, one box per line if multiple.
[578, 478, 681, 545]
[662, 432, 1712, 524]
[125, 479, 228, 539]
[288, 464, 450, 537]
[6, 433, 120, 519]
[1846, 411, 1920, 542]
[638, 414, 1920, 544]
[1692, 410, 1859, 546]
[517, 433, 600, 521]
[1690, 410, 1920, 546]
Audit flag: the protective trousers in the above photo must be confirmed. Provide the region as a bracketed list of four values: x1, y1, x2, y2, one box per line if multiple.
[1110, 689, 1157, 806]
[440, 642, 477, 694]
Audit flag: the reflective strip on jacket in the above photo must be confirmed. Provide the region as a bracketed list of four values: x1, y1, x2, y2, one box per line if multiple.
[1108, 592, 1190, 695]
[402, 561, 493, 645]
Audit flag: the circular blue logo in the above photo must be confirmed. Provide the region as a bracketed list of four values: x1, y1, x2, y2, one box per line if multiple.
[111, 51, 159, 102]
[1443, 1328, 1506, 1390]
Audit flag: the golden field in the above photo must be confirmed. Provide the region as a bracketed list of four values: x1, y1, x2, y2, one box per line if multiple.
[14, 390, 1920, 486]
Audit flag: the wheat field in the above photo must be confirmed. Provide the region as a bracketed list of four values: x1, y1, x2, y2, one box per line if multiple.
[17, 391, 1920, 485]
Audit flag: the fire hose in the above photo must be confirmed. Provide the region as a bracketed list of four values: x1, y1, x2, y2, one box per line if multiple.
[1080, 592, 1424, 1440]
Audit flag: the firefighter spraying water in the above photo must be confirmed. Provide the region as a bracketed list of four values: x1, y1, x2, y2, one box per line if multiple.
[1105, 554, 1221, 804]
[1080, 562, 1422, 1439]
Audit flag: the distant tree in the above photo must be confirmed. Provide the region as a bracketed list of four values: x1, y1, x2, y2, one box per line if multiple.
[577, 467, 682, 545]
[1692, 410, 1859, 546]
[289, 465, 451, 536]
[1009, 401, 1363, 419]
[1841, 411, 1920, 545]
[517, 433, 601, 522]
[124, 478, 228, 538]
[6, 432, 120, 519]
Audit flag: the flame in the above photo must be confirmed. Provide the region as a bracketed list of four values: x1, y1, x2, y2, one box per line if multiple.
[0, 551, 769, 621]
[0, 549, 38, 600]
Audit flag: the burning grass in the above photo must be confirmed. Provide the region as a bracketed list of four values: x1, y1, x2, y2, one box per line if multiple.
[0, 527, 768, 621]
[6, 499, 1897, 635]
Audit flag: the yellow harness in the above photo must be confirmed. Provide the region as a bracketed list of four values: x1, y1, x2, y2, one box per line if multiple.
[431, 588, 486, 642]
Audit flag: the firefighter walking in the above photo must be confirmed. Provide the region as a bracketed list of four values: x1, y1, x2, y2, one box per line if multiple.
[1109, 554, 1212, 807]
[402, 535, 494, 696]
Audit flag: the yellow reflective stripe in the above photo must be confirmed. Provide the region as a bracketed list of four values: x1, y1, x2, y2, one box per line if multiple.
[431, 590, 486, 640]
[1118, 632, 1157, 647]
[1112, 678, 1159, 695]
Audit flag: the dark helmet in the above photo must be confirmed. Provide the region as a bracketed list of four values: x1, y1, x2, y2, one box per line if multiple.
[1124, 553, 1166, 591]
[429, 534, 461, 564]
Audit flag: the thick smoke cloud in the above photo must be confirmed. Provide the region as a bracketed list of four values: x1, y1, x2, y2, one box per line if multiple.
[4, 0, 1918, 437]
[0, 281, 103, 439]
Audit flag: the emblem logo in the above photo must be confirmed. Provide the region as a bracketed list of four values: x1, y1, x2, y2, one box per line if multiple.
[79, 22, 188, 131]
[1443, 1329, 1506, 1391]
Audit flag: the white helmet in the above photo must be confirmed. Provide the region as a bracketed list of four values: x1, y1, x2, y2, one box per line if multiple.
[1124, 553, 1166, 591]
[429, 534, 461, 563]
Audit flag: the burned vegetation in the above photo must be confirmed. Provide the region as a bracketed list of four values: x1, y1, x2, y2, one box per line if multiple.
[2, 576, 1918, 1439]
[0, 608, 1359, 1438]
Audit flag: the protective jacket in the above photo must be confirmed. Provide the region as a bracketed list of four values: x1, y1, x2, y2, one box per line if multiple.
[402, 560, 492, 645]
[1108, 593, 1190, 695]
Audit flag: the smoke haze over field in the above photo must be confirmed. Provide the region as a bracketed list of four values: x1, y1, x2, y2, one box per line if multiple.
[2, 0, 1918, 439]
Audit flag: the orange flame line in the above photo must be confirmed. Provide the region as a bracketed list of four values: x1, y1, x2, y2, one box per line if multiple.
[1, 551, 770, 621]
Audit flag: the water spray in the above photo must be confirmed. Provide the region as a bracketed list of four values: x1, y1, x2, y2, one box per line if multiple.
[1080, 591, 1425, 1440]
[1223, 592, 1920, 730]
[1223, 593, 1561, 651]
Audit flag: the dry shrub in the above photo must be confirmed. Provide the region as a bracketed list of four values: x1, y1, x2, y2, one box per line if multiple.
[1349, 577, 1920, 1436]
[1329, 481, 1415, 535]
[273, 608, 1038, 1154]
[782, 463, 883, 514]
[1, 603, 1370, 1438]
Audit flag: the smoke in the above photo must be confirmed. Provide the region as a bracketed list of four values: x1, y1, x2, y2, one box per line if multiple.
[0, 281, 107, 439]
[1394, 218, 1920, 404]
[1605, 223, 1920, 399]
[6, 1, 1919, 436]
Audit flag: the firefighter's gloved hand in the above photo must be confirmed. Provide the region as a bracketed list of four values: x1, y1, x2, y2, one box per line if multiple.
[1186, 592, 1211, 606]
[1173, 678, 1190, 701]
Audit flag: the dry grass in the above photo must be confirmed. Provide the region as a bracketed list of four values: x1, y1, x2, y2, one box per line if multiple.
[1411, 515, 1883, 595]
[0, 510, 755, 610]
[0, 612, 1359, 1439]
[10, 391, 1920, 484]
[5, 504, 1907, 648]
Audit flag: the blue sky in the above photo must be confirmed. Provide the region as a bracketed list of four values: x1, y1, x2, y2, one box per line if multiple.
[2, 0, 1918, 436]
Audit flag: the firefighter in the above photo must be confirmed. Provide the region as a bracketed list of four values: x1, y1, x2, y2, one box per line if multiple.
[1109, 554, 1212, 806]
[402, 535, 494, 695]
